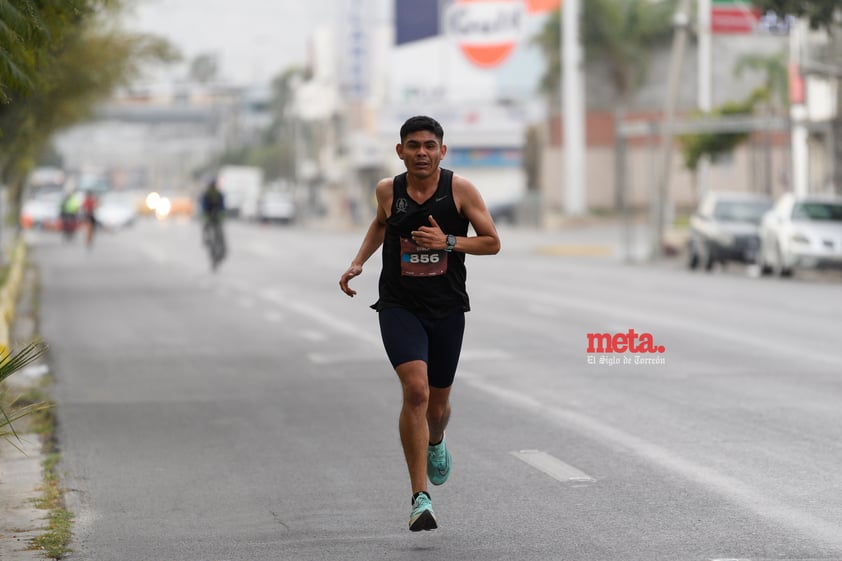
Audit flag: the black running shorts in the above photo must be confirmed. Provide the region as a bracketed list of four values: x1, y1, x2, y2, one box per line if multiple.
[377, 307, 465, 389]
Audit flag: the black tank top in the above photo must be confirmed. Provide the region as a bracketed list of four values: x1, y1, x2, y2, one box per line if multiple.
[371, 168, 470, 318]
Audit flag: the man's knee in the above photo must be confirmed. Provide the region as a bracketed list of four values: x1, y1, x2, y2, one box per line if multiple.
[397, 362, 430, 409]
[427, 388, 451, 422]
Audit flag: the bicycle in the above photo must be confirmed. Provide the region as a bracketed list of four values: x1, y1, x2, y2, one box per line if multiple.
[203, 217, 226, 271]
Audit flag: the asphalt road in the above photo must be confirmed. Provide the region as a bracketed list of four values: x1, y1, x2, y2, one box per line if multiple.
[28, 217, 842, 561]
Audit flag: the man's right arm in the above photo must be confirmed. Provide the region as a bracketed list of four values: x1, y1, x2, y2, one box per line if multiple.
[339, 179, 391, 297]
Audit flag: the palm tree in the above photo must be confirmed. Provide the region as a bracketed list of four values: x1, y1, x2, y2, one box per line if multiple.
[0, 0, 47, 102]
[0, 341, 49, 450]
[531, 0, 678, 208]
[0, 1, 179, 217]
[734, 50, 789, 193]
[750, 0, 842, 192]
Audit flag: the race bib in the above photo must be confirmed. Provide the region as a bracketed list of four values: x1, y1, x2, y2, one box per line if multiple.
[400, 238, 448, 277]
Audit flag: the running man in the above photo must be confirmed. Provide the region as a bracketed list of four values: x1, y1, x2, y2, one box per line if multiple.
[339, 115, 501, 531]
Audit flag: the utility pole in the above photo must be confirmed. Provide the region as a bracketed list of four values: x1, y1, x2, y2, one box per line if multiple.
[652, 0, 692, 259]
[697, 0, 712, 200]
[562, 0, 586, 216]
[789, 18, 809, 197]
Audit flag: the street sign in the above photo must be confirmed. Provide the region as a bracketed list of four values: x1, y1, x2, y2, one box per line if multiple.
[444, 0, 525, 68]
[711, 0, 761, 34]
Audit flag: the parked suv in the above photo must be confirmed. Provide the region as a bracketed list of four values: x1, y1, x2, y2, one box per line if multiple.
[687, 191, 773, 271]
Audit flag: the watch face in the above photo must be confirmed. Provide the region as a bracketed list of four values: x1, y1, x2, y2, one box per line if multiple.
[447, 234, 456, 246]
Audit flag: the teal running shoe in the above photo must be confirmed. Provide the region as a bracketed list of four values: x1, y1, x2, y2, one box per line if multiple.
[427, 436, 452, 486]
[409, 492, 438, 531]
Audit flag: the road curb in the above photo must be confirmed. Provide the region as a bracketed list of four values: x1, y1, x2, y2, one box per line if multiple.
[0, 236, 49, 561]
[0, 238, 27, 356]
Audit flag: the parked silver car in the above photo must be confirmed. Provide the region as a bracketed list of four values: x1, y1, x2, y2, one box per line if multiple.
[687, 191, 773, 271]
[758, 192, 842, 277]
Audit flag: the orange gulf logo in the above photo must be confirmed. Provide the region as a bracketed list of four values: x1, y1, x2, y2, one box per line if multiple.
[445, 0, 526, 68]
[524, 0, 560, 14]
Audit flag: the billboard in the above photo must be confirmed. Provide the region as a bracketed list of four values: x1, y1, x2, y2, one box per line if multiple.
[395, 0, 441, 45]
[711, 0, 761, 34]
[395, 0, 559, 68]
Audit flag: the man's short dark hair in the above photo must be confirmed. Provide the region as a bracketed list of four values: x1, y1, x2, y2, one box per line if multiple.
[400, 115, 444, 144]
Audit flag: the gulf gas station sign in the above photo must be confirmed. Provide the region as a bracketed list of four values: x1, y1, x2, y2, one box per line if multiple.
[395, 0, 560, 68]
[711, 0, 761, 34]
[444, 0, 561, 67]
[444, 0, 526, 68]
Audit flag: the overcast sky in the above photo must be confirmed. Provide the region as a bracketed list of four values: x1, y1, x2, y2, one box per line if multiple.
[122, 0, 390, 86]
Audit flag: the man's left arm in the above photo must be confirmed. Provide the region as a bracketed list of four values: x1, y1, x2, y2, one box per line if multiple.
[411, 176, 501, 255]
[451, 176, 500, 255]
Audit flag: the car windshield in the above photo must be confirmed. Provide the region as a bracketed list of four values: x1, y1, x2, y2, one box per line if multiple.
[712, 200, 772, 223]
[100, 191, 136, 204]
[27, 184, 64, 200]
[791, 202, 842, 222]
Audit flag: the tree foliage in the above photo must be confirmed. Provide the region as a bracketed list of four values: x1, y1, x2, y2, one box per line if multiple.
[531, 0, 678, 104]
[214, 67, 304, 181]
[752, 0, 842, 192]
[750, 0, 841, 31]
[734, 50, 789, 111]
[189, 53, 219, 84]
[679, 88, 769, 171]
[0, 0, 50, 102]
[682, 50, 791, 172]
[0, 0, 179, 211]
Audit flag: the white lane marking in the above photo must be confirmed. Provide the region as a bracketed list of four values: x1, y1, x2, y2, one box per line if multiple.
[286, 301, 381, 345]
[243, 240, 277, 258]
[460, 349, 512, 361]
[308, 348, 508, 366]
[511, 450, 595, 483]
[226, 279, 252, 292]
[138, 244, 170, 264]
[214, 286, 231, 297]
[525, 303, 558, 317]
[258, 288, 381, 346]
[300, 330, 326, 342]
[263, 311, 284, 323]
[308, 352, 384, 365]
[254, 286, 513, 360]
[252, 287, 509, 356]
[19, 363, 50, 381]
[460, 370, 842, 550]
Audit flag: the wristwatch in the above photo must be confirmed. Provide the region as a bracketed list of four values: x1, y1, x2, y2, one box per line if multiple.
[445, 234, 457, 253]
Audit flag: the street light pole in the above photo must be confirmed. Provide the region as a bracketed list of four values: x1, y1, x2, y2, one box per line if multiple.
[562, 0, 586, 216]
[789, 18, 809, 197]
[697, 0, 712, 200]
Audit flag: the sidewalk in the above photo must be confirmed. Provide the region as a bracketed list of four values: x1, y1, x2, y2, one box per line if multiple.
[0, 245, 50, 561]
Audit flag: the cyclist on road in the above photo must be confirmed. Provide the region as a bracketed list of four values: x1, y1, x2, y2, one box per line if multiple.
[81, 190, 98, 248]
[339, 115, 501, 532]
[59, 191, 80, 241]
[200, 178, 227, 268]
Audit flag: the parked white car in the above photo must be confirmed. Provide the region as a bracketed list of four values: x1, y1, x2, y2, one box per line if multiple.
[95, 190, 140, 230]
[257, 189, 296, 224]
[758, 192, 842, 277]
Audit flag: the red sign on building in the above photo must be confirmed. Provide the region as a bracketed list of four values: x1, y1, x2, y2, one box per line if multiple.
[711, 1, 761, 34]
